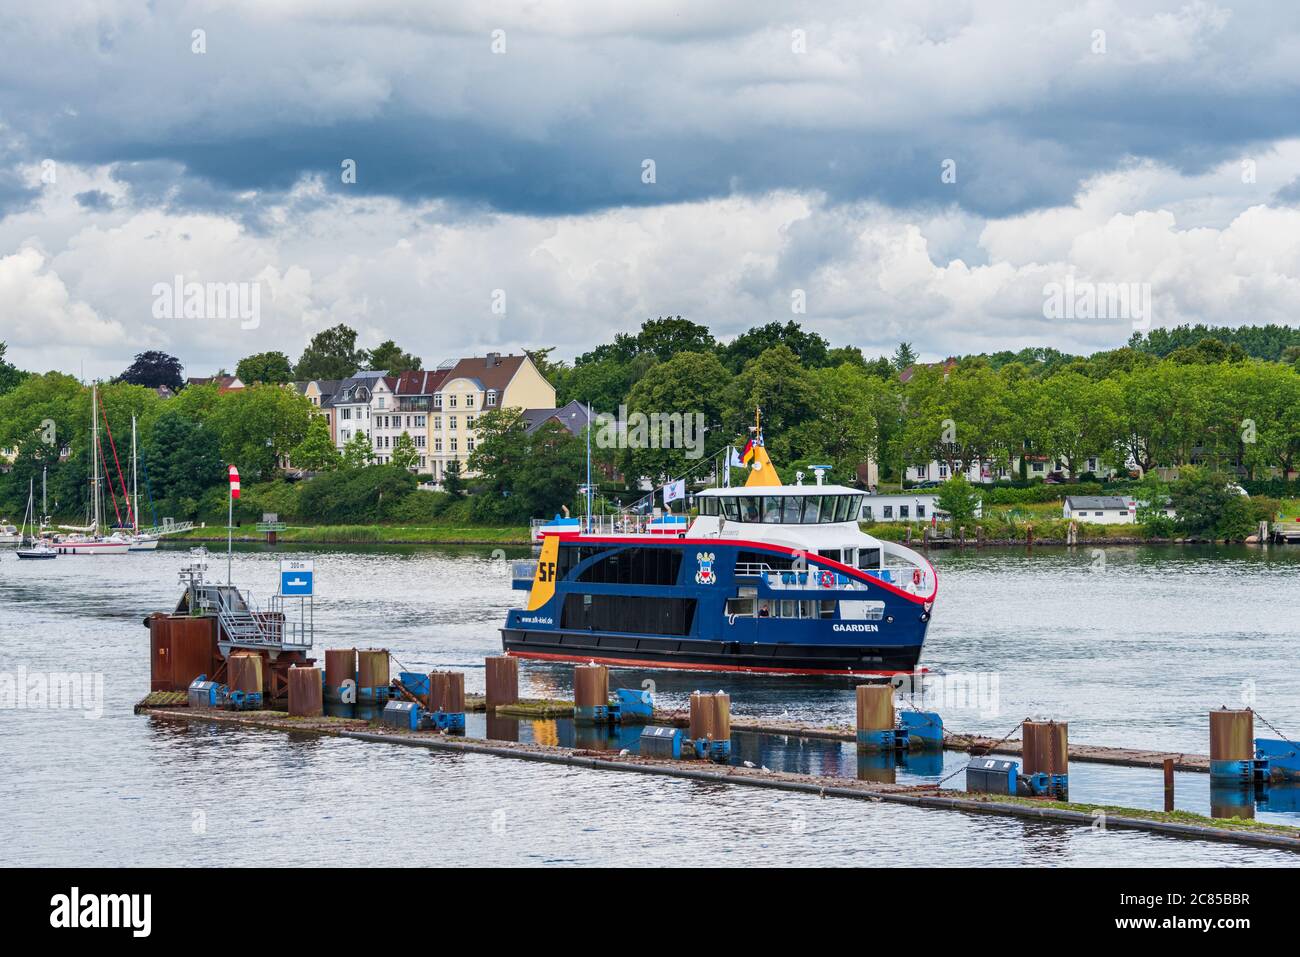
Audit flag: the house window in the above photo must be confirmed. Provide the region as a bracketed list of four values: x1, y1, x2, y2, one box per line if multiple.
[938, 464, 948, 478]
[435, 439, 443, 452]
[466, 415, 475, 430]
[882, 506, 893, 519]
[916, 504, 926, 518]
[467, 438, 475, 452]
[900, 505, 909, 519]
[863, 505, 873, 521]
[449, 394, 458, 408]
[487, 390, 497, 407]
[1095, 511, 1104, 517]
[1032, 462, 1044, 472]
[450, 416, 457, 430]
[433, 394, 442, 409]
[466, 393, 476, 408]
[341, 408, 352, 420]
[450, 438, 458, 452]
[378, 397, 385, 409]
[433, 416, 441, 430]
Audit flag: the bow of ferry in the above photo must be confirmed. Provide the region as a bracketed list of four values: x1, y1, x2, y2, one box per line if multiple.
[502, 430, 937, 676]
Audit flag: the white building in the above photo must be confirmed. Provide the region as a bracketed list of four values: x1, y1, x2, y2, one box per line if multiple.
[860, 493, 982, 523]
[324, 370, 387, 452]
[907, 454, 1118, 485]
[1062, 496, 1176, 524]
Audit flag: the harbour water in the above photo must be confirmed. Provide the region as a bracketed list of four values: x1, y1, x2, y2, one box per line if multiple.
[2, 542, 1298, 866]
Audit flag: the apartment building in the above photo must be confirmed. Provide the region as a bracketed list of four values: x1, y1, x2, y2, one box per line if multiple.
[322, 370, 388, 451]
[427, 353, 555, 482]
[371, 370, 441, 472]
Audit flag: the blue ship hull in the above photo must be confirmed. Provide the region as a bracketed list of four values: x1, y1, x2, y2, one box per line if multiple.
[503, 535, 935, 675]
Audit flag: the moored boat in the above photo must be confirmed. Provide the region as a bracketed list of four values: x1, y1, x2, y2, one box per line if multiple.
[502, 417, 937, 676]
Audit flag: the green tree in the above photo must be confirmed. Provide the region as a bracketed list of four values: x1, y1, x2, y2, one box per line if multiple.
[723, 345, 816, 463]
[341, 429, 374, 468]
[143, 410, 224, 506]
[719, 321, 830, 372]
[209, 385, 313, 480]
[892, 342, 919, 372]
[799, 363, 881, 475]
[0, 341, 26, 396]
[366, 339, 422, 372]
[1169, 467, 1253, 540]
[390, 431, 420, 471]
[936, 474, 981, 527]
[623, 351, 729, 482]
[291, 415, 341, 472]
[442, 458, 466, 497]
[236, 351, 294, 385]
[295, 323, 365, 379]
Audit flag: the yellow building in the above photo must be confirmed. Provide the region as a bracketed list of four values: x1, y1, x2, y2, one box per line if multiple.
[428, 353, 556, 482]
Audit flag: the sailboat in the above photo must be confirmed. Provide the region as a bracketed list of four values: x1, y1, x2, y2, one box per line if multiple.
[127, 415, 159, 551]
[16, 479, 56, 560]
[55, 382, 129, 555]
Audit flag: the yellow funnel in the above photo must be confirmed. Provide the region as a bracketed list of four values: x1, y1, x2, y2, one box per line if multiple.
[744, 444, 782, 487]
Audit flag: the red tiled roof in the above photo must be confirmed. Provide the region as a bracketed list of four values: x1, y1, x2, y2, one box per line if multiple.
[441, 353, 527, 393]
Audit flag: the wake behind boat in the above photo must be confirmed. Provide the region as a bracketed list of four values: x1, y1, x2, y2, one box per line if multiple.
[502, 414, 937, 676]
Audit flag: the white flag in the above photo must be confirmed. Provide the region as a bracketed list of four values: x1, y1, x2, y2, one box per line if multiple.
[728, 446, 743, 468]
[663, 478, 686, 504]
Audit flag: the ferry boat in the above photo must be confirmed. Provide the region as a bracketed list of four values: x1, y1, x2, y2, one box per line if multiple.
[503, 423, 937, 675]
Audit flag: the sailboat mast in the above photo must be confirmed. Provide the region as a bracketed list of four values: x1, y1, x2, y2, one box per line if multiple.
[91, 382, 100, 534]
[132, 415, 139, 534]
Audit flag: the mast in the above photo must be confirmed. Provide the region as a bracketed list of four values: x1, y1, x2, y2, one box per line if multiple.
[91, 382, 100, 535]
[585, 401, 593, 530]
[41, 466, 47, 529]
[132, 415, 139, 534]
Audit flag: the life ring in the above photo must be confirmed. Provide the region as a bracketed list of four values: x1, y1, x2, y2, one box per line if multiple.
[818, 569, 835, 588]
[912, 568, 922, 586]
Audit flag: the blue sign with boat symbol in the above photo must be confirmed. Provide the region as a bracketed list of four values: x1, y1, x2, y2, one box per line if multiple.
[280, 559, 314, 596]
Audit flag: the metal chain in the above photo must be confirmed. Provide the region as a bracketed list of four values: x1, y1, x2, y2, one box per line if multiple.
[924, 717, 1027, 790]
[1250, 708, 1299, 751]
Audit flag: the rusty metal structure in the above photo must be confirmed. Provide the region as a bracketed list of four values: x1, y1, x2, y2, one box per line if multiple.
[288, 666, 323, 717]
[485, 656, 519, 710]
[146, 548, 314, 702]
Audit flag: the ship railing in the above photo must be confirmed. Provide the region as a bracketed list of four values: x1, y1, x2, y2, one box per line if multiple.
[531, 515, 677, 537]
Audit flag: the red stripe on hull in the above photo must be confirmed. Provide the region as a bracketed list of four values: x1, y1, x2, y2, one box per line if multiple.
[506, 649, 924, 677]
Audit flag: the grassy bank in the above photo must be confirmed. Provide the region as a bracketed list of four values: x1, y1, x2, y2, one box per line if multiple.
[172, 523, 531, 545]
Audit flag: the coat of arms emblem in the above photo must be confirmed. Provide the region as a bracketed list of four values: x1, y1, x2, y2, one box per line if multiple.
[695, 551, 716, 585]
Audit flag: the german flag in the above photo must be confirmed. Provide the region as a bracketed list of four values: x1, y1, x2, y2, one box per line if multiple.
[740, 438, 756, 464]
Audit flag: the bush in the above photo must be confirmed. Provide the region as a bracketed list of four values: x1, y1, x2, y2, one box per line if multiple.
[296, 465, 418, 523]
[382, 489, 453, 523]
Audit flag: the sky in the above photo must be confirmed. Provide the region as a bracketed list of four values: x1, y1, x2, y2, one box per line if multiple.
[2, 0, 1300, 379]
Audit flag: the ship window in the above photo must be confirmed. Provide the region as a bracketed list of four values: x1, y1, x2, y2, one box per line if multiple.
[561, 594, 697, 636]
[779, 600, 797, 619]
[718, 496, 740, 521]
[726, 588, 756, 617]
[782, 497, 802, 523]
[820, 548, 842, 565]
[740, 496, 761, 522]
[800, 600, 817, 619]
[818, 496, 836, 522]
[820, 600, 837, 619]
[833, 496, 852, 522]
[802, 496, 821, 523]
[700, 497, 717, 516]
[738, 549, 796, 571]
[762, 496, 782, 523]
[857, 548, 881, 570]
[577, 547, 682, 585]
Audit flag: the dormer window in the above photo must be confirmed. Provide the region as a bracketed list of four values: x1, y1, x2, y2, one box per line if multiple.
[486, 390, 497, 407]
